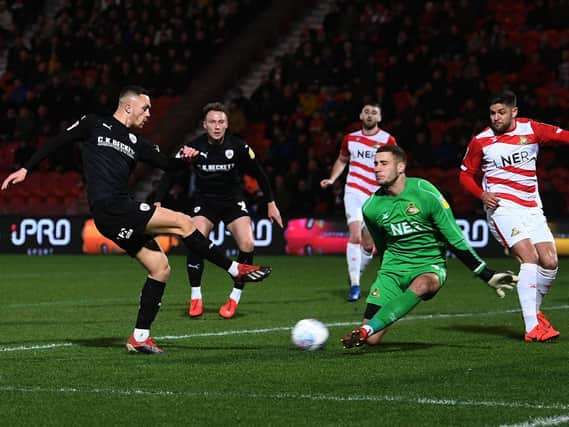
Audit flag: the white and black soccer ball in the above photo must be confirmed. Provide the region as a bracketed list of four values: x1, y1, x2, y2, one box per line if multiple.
[291, 319, 329, 351]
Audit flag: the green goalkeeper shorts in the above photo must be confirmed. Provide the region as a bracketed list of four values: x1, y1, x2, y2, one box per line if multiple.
[366, 264, 448, 307]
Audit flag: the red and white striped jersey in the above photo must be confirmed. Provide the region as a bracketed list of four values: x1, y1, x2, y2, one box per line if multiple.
[341, 128, 397, 197]
[460, 117, 569, 209]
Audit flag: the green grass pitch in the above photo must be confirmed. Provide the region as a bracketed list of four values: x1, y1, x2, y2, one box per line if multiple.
[1, 255, 568, 426]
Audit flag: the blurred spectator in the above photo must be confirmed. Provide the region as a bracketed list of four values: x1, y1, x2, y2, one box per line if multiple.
[12, 139, 34, 169]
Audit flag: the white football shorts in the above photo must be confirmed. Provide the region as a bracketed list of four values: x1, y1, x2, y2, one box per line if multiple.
[344, 191, 370, 225]
[487, 207, 554, 249]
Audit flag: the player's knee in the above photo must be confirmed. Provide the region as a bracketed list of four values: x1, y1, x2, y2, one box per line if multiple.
[155, 262, 171, 282]
[348, 235, 362, 244]
[175, 212, 196, 235]
[150, 254, 171, 282]
[540, 255, 558, 271]
[517, 250, 539, 265]
[411, 278, 440, 299]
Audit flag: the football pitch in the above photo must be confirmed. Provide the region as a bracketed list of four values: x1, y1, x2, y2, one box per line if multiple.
[1, 255, 568, 426]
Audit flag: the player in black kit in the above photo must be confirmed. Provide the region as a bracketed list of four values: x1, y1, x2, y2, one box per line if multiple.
[155, 102, 282, 319]
[1, 87, 272, 354]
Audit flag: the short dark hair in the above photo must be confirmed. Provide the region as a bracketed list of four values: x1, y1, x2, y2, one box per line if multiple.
[376, 144, 406, 163]
[119, 85, 149, 101]
[363, 101, 381, 110]
[489, 90, 517, 107]
[202, 102, 227, 119]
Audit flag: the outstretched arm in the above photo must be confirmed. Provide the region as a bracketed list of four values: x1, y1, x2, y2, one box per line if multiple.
[1, 168, 27, 190]
[2, 116, 89, 190]
[420, 179, 517, 297]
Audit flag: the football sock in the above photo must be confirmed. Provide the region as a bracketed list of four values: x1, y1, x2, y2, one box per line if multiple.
[133, 328, 149, 342]
[229, 288, 242, 303]
[366, 288, 421, 333]
[228, 262, 239, 277]
[135, 277, 166, 330]
[182, 230, 232, 270]
[536, 266, 557, 311]
[517, 263, 538, 332]
[191, 286, 202, 300]
[346, 242, 361, 286]
[186, 251, 204, 287]
[360, 247, 373, 274]
[234, 250, 254, 290]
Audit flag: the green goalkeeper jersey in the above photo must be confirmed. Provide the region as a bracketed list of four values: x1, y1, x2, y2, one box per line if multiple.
[362, 177, 486, 272]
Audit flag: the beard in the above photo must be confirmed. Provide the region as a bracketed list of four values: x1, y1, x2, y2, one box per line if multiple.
[377, 172, 400, 189]
[362, 118, 378, 131]
[490, 120, 511, 134]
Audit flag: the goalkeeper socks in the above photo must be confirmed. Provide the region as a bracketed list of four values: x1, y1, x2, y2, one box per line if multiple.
[135, 277, 166, 330]
[360, 246, 373, 274]
[366, 288, 421, 333]
[182, 230, 232, 270]
[536, 266, 557, 310]
[186, 251, 204, 287]
[517, 263, 538, 332]
[347, 242, 362, 286]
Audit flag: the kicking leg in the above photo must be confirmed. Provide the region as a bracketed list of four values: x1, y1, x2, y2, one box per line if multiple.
[146, 207, 271, 282]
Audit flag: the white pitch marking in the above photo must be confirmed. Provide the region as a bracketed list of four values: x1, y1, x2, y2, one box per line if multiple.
[1, 305, 568, 352]
[0, 343, 73, 352]
[158, 304, 569, 340]
[0, 386, 568, 412]
[498, 415, 569, 427]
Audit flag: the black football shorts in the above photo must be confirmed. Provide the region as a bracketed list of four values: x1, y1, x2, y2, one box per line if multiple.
[189, 195, 250, 225]
[92, 195, 157, 256]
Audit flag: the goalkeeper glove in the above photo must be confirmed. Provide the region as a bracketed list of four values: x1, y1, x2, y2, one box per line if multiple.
[478, 268, 518, 298]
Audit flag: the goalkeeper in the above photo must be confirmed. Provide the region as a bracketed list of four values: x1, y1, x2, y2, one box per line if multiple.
[342, 145, 518, 348]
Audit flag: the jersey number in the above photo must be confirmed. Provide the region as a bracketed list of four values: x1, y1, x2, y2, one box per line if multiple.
[237, 201, 248, 213]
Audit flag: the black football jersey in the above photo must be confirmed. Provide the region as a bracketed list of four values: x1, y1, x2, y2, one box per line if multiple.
[184, 133, 273, 201]
[24, 114, 182, 208]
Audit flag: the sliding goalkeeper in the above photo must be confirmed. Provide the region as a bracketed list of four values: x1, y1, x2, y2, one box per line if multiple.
[342, 145, 518, 348]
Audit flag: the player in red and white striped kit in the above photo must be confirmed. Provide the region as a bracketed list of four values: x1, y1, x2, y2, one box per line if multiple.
[460, 90, 569, 342]
[321, 103, 397, 301]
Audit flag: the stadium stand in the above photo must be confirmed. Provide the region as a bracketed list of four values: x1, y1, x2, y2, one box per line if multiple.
[0, 0, 273, 215]
[225, 0, 569, 218]
[1, 0, 568, 218]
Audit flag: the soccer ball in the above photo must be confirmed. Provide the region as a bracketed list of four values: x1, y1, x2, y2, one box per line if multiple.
[291, 319, 329, 351]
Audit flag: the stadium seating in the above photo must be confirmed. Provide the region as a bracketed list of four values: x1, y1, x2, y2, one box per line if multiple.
[2, 0, 569, 218]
